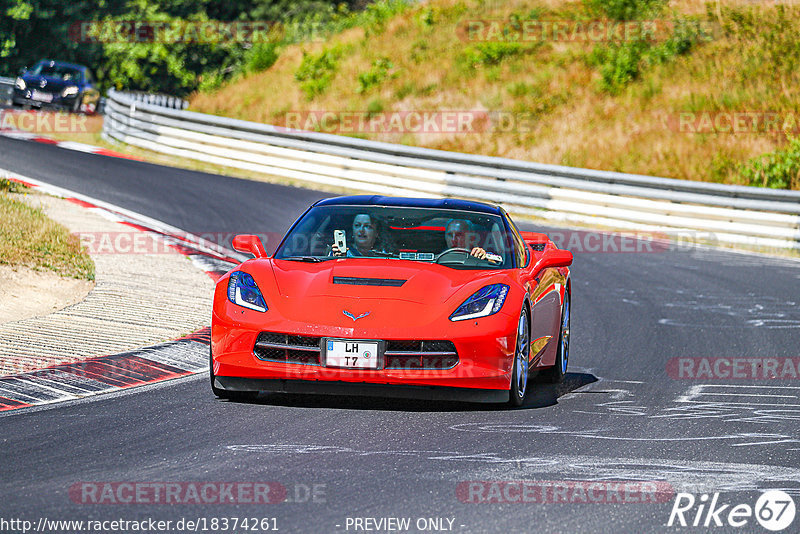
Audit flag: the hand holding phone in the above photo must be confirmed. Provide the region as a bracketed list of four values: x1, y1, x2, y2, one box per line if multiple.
[332, 230, 347, 255]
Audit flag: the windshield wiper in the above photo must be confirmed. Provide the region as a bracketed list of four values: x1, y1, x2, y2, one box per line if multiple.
[279, 256, 331, 263]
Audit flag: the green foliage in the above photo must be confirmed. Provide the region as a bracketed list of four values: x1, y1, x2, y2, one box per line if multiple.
[709, 153, 737, 184]
[357, 57, 394, 93]
[583, 0, 666, 20]
[294, 45, 345, 99]
[506, 81, 541, 98]
[459, 42, 522, 69]
[366, 97, 384, 115]
[0, 178, 29, 193]
[721, 4, 800, 90]
[417, 6, 435, 29]
[245, 41, 280, 73]
[590, 41, 648, 94]
[197, 70, 227, 93]
[589, 16, 707, 94]
[284, 0, 410, 42]
[0, 0, 127, 82]
[360, 0, 409, 36]
[410, 39, 429, 64]
[394, 82, 414, 99]
[0, 0, 410, 95]
[651, 18, 710, 60]
[740, 137, 800, 190]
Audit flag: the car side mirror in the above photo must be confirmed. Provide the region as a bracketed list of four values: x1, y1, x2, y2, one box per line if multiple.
[232, 234, 267, 258]
[536, 249, 573, 270]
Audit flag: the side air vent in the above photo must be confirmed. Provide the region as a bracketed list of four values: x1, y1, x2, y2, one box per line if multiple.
[333, 277, 407, 287]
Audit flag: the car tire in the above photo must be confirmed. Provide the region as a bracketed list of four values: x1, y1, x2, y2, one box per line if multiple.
[541, 291, 570, 384]
[210, 347, 258, 401]
[508, 307, 530, 407]
[71, 95, 81, 113]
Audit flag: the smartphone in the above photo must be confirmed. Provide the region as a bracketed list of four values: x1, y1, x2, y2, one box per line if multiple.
[334, 230, 347, 252]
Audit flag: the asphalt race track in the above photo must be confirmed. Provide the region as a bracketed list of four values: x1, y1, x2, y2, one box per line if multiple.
[2, 135, 800, 533]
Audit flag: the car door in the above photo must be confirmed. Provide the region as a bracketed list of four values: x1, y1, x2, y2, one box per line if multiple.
[504, 212, 564, 366]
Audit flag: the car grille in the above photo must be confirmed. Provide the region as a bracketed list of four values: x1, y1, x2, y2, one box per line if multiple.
[253, 333, 458, 369]
[254, 332, 322, 365]
[384, 340, 458, 369]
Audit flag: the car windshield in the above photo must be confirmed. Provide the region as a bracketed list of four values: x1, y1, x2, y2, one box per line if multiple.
[30, 63, 83, 83]
[274, 205, 514, 269]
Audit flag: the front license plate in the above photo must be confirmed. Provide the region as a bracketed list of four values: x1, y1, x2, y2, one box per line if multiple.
[323, 339, 381, 369]
[31, 90, 53, 102]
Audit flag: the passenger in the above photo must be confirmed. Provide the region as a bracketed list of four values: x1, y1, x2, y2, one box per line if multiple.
[331, 213, 393, 257]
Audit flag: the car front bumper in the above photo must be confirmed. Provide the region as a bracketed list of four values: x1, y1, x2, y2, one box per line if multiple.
[212, 303, 519, 394]
[12, 88, 80, 110]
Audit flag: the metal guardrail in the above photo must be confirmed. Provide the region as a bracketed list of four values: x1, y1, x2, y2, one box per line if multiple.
[0, 77, 14, 106]
[103, 89, 800, 250]
[122, 91, 188, 110]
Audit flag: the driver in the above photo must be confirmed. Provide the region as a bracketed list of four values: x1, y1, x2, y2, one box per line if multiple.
[444, 219, 487, 260]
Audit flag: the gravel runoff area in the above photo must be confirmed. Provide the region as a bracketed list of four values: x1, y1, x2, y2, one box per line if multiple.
[0, 192, 214, 376]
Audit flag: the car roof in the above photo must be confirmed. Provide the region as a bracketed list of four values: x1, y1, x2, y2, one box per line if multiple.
[313, 196, 502, 215]
[34, 59, 87, 71]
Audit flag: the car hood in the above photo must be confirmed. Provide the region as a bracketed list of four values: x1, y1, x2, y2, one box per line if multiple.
[262, 258, 506, 328]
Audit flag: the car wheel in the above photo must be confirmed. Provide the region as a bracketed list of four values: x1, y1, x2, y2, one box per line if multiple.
[209, 347, 258, 401]
[71, 95, 81, 113]
[542, 291, 570, 384]
[508, 307, 530, 407]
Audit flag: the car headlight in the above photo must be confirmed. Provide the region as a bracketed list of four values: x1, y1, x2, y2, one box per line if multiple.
[450, 283, 509, 321]
[15, 78, 25, 90]
[227, 271, 267, 312]
[62, 86, 79, 97]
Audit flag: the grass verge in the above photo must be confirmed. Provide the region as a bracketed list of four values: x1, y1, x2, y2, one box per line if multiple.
[0, 179, 95, 280]
[188, 0, 800, 190]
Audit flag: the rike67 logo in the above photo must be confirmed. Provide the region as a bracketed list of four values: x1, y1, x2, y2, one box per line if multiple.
[668, 490, 796, 531]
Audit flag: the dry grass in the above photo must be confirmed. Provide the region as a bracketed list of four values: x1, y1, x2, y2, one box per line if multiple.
[188, 0, 800, 189]
[0, 180, 94, 280]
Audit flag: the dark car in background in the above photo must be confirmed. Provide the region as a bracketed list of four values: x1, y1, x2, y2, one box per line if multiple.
[13, 59, 100, 114]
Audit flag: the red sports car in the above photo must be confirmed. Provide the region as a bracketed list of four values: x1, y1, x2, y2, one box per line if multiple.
[211, 196, 572, 406]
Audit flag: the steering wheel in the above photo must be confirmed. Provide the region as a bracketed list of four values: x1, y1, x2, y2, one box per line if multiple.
[435, 247, 472, 264]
